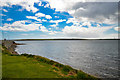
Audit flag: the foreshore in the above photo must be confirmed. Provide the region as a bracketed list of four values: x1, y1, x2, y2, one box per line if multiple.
[2, 40, 99, 79]
[2, 40, 25, 55]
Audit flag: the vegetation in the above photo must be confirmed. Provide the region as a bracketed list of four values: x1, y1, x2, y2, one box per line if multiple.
[0, 45, 2, 79]
[1, 45, 100, 79]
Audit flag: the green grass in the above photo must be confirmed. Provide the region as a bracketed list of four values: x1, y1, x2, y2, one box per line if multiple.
[1, 45, 100, 79]
[2, 51, 60, 78]
[0, 45, 2, 79]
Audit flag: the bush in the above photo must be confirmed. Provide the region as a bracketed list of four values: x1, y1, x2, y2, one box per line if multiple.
[21, 53, 29, 56]
[62, 65, 72, 72]
[54, 62, 64, 68]
[52, 67, 59, 71]
[27, 54, 35, 58]
[77, 71, 87, 79]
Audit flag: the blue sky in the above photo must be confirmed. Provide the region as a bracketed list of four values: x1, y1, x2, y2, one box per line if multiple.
[0, 0, 119, 39]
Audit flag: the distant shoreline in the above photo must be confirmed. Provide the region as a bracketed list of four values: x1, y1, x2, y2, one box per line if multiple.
[14, 39, 120, 41]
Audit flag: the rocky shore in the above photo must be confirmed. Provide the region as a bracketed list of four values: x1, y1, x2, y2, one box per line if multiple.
[2, 40, 18, 55]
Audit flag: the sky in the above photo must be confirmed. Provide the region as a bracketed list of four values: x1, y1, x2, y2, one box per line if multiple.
[0, 0, 120, 39]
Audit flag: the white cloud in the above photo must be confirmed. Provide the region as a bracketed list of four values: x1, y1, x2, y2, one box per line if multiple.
[114, 27, 120, 32]
[50, 24, 59, 29]
[40, 26, 49, 32]
[49, 28, 52, 30]
[68, 10, 76, 15]
[0, 14, 6, 16]
[35, 13, 52, 19]
[38, 1, 42, 6]
[26, 16, 42, 22]
[55, 16, 59, 18]
[44, 3, 50, 8]
[49, 31, 58, 35]
[66, 18, 80, 26]
[49, 19, 66, 29]
[45, 0, 118, 25]
[67, 18, 77, 23]
[1, 0, 119, 13]
[45, 0, 119, 12]
[42, 19, 47, 22]
[0, 20, 51, 33]
[1, 0, 40, 13]
[3, 9, 8, 12]
[6, 18, 13, 21]
[62, 22, 113, 38]
[44, 0, 86, 12]
[51, 24, 56, 27]
[99, 33, 119, 39]
[50, 19, 66, 24]
[45, 15, 52, 19]
[40, 26, 59, 35]
[35, 13, 46, 17]
[0, 20, 41, 31]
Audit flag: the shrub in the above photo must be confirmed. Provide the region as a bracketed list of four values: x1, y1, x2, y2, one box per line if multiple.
[53, 62, 64, 68]
[77, 71, 87, 79]
[62, 65, 72, 72]
[21, 53, 29, 56]
[27, 54, 35, 58]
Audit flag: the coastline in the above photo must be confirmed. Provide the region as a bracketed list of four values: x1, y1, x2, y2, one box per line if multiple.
[2, 40, 99, 79]
[15, 39, 120, 41]
[2, 40, 25, 55]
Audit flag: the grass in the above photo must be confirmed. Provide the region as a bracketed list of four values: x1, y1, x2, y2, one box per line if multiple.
[0, 45, 2, 79]
[2, 48, 60, 78]
[1, 45, 100, 79]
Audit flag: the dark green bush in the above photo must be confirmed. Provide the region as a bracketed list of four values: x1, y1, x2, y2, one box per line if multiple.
[54, 62, 64, 68]
[21, 53, 29, 56]
[62, 66, 72, 72]
[77, 71, 87, 79]
[27, 54, 35, 58]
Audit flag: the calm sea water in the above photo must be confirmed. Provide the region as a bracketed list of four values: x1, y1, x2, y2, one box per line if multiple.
[15, 40, 119, 78]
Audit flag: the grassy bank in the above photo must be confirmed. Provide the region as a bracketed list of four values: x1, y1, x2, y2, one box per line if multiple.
[1, 45, 99, 79]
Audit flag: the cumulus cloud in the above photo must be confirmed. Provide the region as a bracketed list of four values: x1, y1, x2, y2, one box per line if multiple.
[114, 27, 120, 32]
[0, 20, 55, 35]
[6, 18, 13, 21]
[45, 15, 52, 19]
[45, 0, 118, 24]
[62, 22, 113, 38]
[0, 20, 41, 31]
[66, 18, 79, 26]
[50, 24, 59, 29]
[3, 9, 8, 12]
[1, 0, 119, 39]
[54, 16, 59, 18]
[0, 14, 6, 16]
[49, 31, 58, 35]
[40, 26, 49, 32]
[44, 0, 119, 11]
[1, 0, 40, 13]
[50, 24, 57, 27]
[35, 13, 52, 19]
[42, 19, 47, 22]
[71, 2, 118, 24]
[1, 0, 118, 23]
[35, 13, 45, 17]
[50, 19, 66, 24]
[26, 16, 42, 22]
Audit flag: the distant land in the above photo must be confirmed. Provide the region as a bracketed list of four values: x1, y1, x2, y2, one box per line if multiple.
[14, 38, 120, 41]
